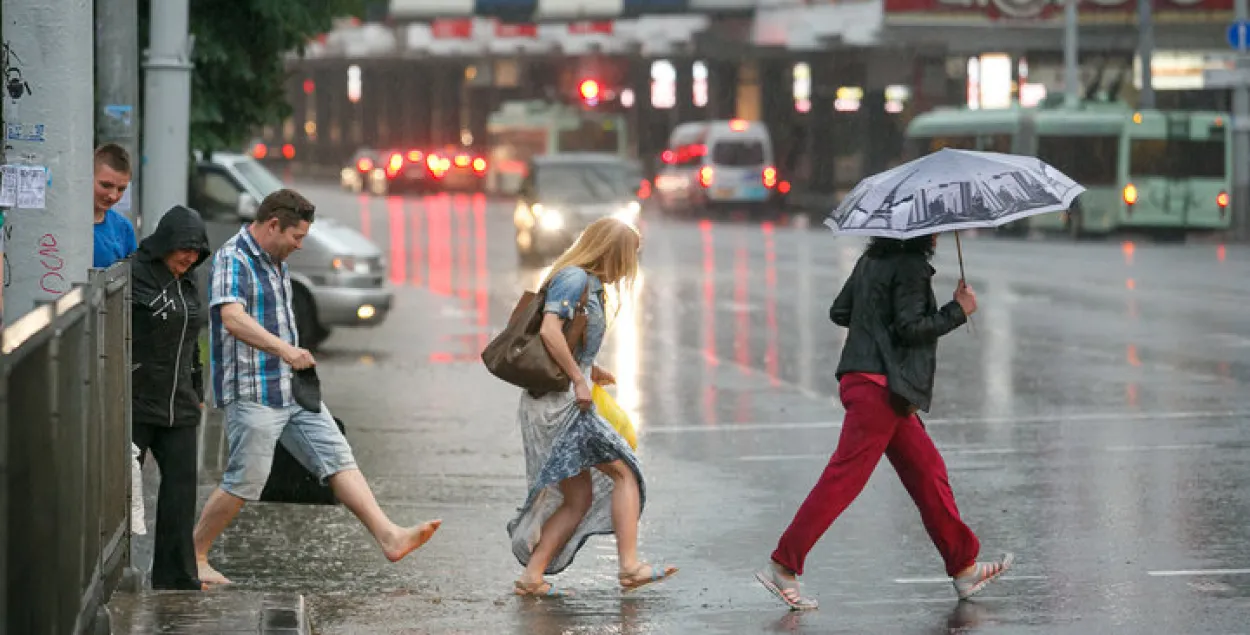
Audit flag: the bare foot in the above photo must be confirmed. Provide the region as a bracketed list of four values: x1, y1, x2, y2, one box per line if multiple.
[197, 559, 231, 585]
[382, 519, 442, 562]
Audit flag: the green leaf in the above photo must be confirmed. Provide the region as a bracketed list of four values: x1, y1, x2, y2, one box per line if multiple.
[140, 0, 367, 158]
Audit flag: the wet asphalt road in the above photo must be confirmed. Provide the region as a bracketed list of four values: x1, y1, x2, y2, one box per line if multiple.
[138, 183, 1250, 634]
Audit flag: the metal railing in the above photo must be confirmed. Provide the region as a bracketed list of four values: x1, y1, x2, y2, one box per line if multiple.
[1, 261, 134, 634]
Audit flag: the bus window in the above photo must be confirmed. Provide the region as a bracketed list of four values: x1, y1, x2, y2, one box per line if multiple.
[982, 134, 1013, 153]
[1129, 138, 1225, 178]
[1168, 139, 1224, 178]
[927, 136, 976, 151]
[557, 119, 622, 153]
[1129, 139, 1170, 177]
[1037, 136, 1118, 185]
[490, 128, 548, 168]
[711, 140, 766, 166]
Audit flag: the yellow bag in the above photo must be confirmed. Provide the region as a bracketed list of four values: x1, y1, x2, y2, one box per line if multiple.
[592, 383, 637, 450]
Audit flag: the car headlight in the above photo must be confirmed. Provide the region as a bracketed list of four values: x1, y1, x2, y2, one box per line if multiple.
[331, 256, 372, 274]
[534, 205, 565, 231]
[613, 200, 642, 224]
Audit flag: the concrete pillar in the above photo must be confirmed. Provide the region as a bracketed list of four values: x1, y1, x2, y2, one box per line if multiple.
[141, 0, 193, 236]
[95, 0, 141, 224]
[2, 0, 96, 320]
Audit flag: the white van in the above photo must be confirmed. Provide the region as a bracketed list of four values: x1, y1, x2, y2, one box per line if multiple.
[654, 119, 779, 214]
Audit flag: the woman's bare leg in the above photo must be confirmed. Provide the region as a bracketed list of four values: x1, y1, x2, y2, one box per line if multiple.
[518, 471, 594, 586]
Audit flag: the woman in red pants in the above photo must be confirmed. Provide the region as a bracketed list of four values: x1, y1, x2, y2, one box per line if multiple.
[756, 234, 1012, 610]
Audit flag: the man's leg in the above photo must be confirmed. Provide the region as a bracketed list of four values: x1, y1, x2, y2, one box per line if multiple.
[193, 401, 286, 584]
[282, 404, 441, 562]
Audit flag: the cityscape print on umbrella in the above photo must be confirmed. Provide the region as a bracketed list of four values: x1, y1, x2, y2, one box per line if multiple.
[837, 156, 1081, 233]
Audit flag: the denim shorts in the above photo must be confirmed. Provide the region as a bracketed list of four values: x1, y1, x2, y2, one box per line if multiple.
[221, 400, 358, 501]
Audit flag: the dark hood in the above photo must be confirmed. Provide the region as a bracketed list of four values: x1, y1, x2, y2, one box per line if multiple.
[137, 205, 211, 270]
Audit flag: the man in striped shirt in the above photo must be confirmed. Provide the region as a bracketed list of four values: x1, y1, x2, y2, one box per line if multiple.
[194, 188, 441, 586]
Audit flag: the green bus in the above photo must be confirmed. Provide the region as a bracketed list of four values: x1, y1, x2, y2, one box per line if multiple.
[904, 103, 1232, 237]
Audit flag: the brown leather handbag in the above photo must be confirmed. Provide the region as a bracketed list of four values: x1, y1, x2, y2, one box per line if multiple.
[481, 278, 591, 396]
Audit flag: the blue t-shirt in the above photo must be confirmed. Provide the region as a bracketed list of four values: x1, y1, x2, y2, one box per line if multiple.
[93, 209, 137, 268]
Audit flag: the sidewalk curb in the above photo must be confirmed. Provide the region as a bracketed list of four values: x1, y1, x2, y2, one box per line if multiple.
[104, 590, 310, 634]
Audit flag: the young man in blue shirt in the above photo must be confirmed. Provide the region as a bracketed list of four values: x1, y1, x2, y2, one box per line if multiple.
[93, 143, 137, 268]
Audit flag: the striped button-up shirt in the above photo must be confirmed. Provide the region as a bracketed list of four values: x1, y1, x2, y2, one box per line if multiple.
[209, 226, 298, 408]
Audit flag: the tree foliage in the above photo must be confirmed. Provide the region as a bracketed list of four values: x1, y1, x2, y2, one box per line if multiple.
[140, 0, 365, 156]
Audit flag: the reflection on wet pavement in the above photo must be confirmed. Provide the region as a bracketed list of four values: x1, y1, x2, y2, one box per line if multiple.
[125, 184, 1250, 634]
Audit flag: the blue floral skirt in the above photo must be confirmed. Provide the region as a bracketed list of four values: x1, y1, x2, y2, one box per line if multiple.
[506, 383, 644, 575]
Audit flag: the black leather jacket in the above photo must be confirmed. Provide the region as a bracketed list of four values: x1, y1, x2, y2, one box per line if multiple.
[131, 206, 211, 427]
[832, 250, 967, 413]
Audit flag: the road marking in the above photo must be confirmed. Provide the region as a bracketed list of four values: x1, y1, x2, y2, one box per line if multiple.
[1106, 444, 1216, 452]
[1147, 569, 1250, 577]
[645, 409, 1250, 435]
[892, 575, 1048, 584]
[737, 443, 1223, 462]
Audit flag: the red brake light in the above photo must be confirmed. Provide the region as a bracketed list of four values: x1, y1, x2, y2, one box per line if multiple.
[638, 179, 652, 200]
[579, 79, 600, 101]
[472, 157, 487, 173]
[698, 166, 714, 188]
[426, 154, 439, 170]
[388, 153, 404, 170]
[763, 166, 778, 188]
[1217, 191, 1229, 208]
[455, 154, 470, 167]
[729, 119, 748, 132]
[357, 157, 373, 172]
[779, 180, 791, 194]
[252, 143, 268, 159]
[407, 150, 423, 162]
[661, 150, 675, 164]
[281, 144, 295, 160]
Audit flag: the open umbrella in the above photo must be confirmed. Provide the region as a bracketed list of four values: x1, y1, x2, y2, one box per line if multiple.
[826, 148, 1085, 280]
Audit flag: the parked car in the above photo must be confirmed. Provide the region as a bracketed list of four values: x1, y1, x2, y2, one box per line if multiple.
[189, 152, 392, 349]
[513, 153, 643, 265]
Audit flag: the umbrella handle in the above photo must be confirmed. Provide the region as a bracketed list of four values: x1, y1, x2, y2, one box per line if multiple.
[954, 232, 974, 334]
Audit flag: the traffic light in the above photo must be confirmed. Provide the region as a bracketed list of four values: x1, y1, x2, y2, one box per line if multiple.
[578, 79, 601, 106]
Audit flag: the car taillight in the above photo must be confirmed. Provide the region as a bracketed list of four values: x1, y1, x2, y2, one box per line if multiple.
[252, 143, 268, 160]
[661, 150, 675, 164]
[472, 157, 487, 173]
[281, 144, 295, 160]
[357, 157, 373, 172]
[388, 153, 403, 171]
[1217, 190, 1230, 212]
[763, 166, 777, 188]
[454, 154, 470, 168]
[779, 180, 791, 195]
[426, 154, 440, 170]
[698, 166, 714, 188]
[638, 179, 652, 200]
[407, 150, 423, 162]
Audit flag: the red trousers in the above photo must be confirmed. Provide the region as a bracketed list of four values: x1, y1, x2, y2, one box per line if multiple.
[772, 374, 979, 577]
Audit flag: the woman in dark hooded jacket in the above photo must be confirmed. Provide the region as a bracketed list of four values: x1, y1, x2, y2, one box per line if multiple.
[755, 235, 1013, 610]
[131, 205, 211, 590]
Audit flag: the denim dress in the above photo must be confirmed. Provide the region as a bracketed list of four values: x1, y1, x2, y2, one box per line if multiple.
[506, 266, 645, 575]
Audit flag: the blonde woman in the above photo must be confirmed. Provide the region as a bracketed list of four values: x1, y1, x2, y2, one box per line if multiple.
[508, 217, 678, 597]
